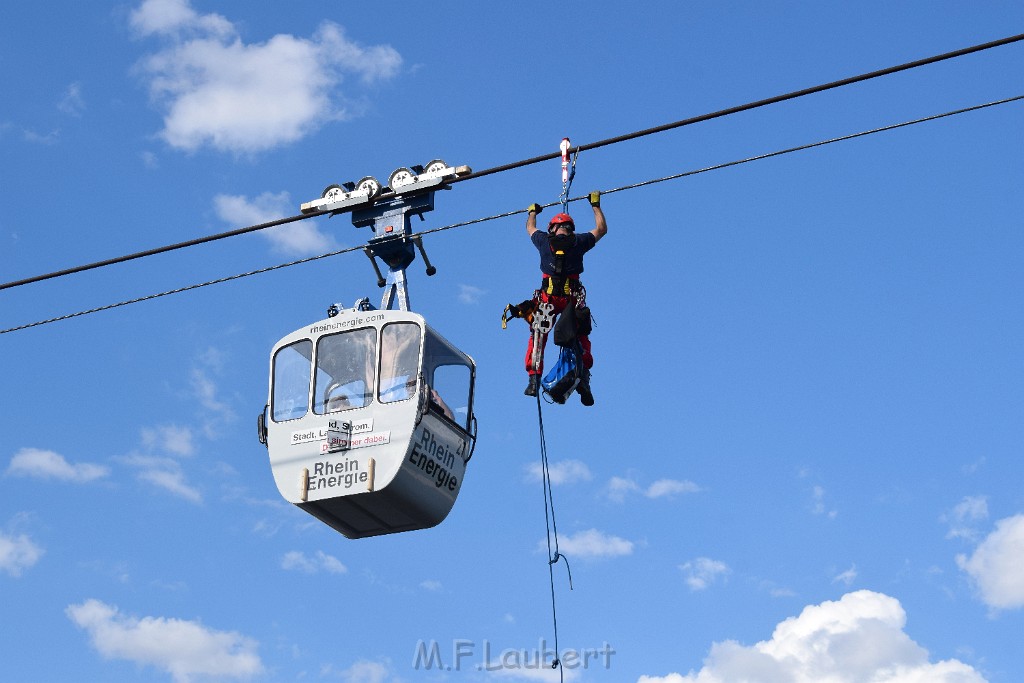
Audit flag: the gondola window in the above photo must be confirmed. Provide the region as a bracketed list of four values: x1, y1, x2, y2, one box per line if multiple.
[272, 340, 313, 422]
[379, 323, 421, 403]
[314, 327, 377, 414]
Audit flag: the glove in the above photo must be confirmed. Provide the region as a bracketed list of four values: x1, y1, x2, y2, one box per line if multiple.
[527, 203, 542, 215]
[588, 191, 601, 207]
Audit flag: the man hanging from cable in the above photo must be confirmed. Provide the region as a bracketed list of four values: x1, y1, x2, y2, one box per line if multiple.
[519, 191, 607, 405]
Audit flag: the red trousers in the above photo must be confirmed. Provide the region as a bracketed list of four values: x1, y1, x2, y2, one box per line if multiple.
[524, 291, 593, 375]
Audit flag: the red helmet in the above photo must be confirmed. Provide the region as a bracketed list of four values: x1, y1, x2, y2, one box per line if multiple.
[548, 213, 575, 231]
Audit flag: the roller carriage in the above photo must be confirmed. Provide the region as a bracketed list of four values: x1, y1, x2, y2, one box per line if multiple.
[258, 162, 478, 539]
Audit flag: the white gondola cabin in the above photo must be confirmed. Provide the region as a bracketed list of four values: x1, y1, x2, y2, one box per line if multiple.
[259, 161, 477, 538]
[259, 303, 476, 538]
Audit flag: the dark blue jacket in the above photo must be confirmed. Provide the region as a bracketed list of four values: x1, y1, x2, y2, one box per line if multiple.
[531, 232, 597, 276]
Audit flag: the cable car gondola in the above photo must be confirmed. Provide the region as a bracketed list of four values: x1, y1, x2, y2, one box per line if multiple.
[257, 162, 477, 539]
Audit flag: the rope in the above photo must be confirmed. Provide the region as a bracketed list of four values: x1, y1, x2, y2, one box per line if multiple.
[2, 93, 1021, 336]
[534, 393, 573, 679]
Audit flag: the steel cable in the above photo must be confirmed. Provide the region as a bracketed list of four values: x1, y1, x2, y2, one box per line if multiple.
[3, 32, 1021, 294]
[2, 93, 1021, 336]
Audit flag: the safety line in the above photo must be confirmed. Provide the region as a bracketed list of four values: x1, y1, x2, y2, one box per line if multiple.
[2, 32, 1020, 294]
[1, 93, 1020, 336]
[535, 393, 572, 680]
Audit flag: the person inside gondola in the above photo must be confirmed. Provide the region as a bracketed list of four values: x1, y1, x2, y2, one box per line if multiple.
[319, 328, 376, 413]
[523, 191, 607, 405]
[430, 388, 454, 420]
[379, 322, 421, 403]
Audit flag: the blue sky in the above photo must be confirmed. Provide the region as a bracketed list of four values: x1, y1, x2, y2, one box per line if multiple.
[2, 1, 1024, 681]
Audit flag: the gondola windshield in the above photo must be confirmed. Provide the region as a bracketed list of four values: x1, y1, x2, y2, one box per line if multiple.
[316, 327, 376, 412]
[271, 322, 473, 431]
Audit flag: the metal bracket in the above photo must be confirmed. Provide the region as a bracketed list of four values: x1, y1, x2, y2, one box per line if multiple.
[303, 161, 470, 312]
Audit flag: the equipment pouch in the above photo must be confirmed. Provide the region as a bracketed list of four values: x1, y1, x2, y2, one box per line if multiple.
[552, 298, 578, 347]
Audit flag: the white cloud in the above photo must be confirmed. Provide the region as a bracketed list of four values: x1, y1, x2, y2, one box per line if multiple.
[607, 476, 700, 502]
[118, 421, 201, 503]
[139, 467, 203, 504]
[680, 557, 730, 591]
[526, 459, 592, 486]
[420, 580, 442, 591]
[131, 1, 401, 153]
[962, 457, 986, 475]
[213, 192, 337, 255]
[0, 531, 44, 577]
[811, 485, 837, 519]
[646, 479, 701, 499]
[141, 425, 195, 457]
[67, 598, 263, 683]
[191, 364, 237, 436]
[943, 495, 989, 541]
[549, 529, 633, 560]
[213, 191, 287, 225]
[23, 128, 60, 145]
[607, 476, 641, 503]
[320, 659, 390, 683]
[638, 591, 986, 683]
[130, 0, 233, 37]
[58, 82, 85, 116]
[281, 550, 348, 575]
[458, 284, 485, 304]
[486, 665, 576, 682]
[122, 454, 202, 504]
[6, 447, 109, 483]
[957, 513, 1024, 610]
[832, 564, 858, 586]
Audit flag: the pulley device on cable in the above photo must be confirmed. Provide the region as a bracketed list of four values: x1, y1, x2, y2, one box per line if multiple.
[559, 137, 578, 214]
[257, 161, 479, 539]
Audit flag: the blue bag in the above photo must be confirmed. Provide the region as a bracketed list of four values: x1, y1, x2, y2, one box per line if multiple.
[541, 345, 581, 404]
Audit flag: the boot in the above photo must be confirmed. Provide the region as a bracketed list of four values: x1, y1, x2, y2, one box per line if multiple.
[577, 371, 594, 406]
[524, 374, 540, 397]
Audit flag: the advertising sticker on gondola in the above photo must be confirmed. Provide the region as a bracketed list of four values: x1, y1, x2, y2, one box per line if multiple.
[306, 456, 371, 493]
[291, 418, 375, 448]
[321, 430, 391, 453]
